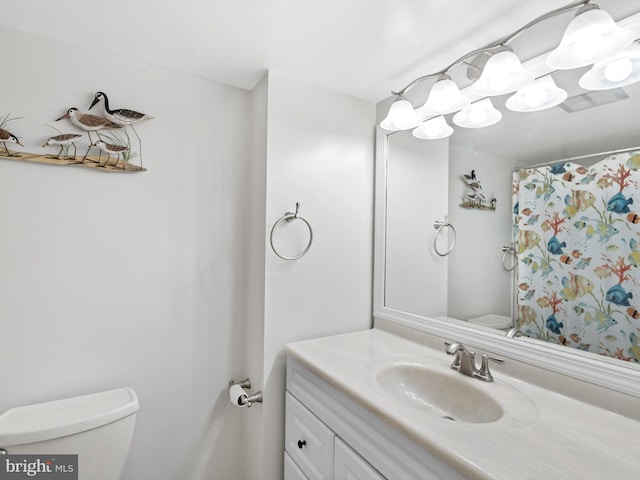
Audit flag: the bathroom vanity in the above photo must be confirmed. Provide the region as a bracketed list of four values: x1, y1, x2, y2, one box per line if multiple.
[284, 357, 463, 480]
[284, 324, 640, 480]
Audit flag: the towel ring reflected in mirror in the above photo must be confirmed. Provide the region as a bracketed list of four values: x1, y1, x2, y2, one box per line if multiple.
[502, 244, 517, 272]
[270, 202, 313, 260]
[433, 215, 456, 257]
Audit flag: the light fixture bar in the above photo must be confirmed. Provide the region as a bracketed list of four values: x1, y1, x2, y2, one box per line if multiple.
[391, 0, 591, 96]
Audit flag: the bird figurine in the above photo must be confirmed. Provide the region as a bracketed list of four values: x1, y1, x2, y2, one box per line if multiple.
[42, 133, 83, 160]
[0, 128, 23, 157]
[462, 170, 481, 189]
[55, 107, 121, 162]
[91, 140, 130, 169]
[463, 170, 476, 181]
[89, 92, 152, 168]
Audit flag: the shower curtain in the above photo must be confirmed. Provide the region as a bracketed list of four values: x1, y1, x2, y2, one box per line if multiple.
[513, 150, 640, 363]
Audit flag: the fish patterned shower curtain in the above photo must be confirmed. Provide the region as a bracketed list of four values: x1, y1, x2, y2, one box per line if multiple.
[513, 151, 640, 363]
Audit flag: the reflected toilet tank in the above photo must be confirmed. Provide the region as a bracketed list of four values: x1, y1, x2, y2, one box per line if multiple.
[0, 387, 139, 480]
[468, 314, 513, 331]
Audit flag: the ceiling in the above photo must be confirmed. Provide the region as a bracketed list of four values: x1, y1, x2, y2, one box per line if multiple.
[4, 1, 637, 104]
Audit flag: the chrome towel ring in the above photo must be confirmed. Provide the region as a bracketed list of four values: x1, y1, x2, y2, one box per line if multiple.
[433, 215, 456, 257]
[270, 202, 313, 260]
[502, 244, 517, 272]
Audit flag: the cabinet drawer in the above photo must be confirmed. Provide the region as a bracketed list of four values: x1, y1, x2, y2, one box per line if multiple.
[285, 392, 335, 480]
[334, 437, 386, 480]
[285, 451, 309, 480]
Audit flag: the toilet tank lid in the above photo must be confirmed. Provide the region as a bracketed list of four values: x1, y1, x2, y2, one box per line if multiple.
[0, 387, 139, 447]
[468, 314, 513, 329]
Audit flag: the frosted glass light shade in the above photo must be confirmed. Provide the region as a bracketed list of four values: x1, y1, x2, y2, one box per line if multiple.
[380, 96, 420, 131]
[419, 75, 470, 115]
[472, 50, 534, 96]
[453, 98, 502, 128]
[579, 43, 640, 90]
[547, 7, 635, 70]
[506, 76, 568, 112]
[412, 116, 454, 140]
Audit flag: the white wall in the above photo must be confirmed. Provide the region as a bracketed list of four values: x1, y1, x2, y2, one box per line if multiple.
[257, 71, 375, 479]
[0, 27, 377, 480]
[0, 26, 252, 480]
[243, 74, 269, 480]
[448, 145, 513, 319]
[385, 131, 449, 317]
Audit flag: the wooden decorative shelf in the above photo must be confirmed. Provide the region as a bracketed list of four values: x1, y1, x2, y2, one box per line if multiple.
[0, 150, 145, 172]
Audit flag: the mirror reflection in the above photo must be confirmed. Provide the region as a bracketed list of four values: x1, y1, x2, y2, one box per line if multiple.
[382, 54, 640, 364]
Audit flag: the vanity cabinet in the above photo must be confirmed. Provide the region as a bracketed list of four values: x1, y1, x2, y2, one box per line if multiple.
[285, 357, 467, 480]
[333, 437, 385, 480]
[285, 385, 385, 480]
[284, 451, 310, 480]
[285, 392, 335, 479]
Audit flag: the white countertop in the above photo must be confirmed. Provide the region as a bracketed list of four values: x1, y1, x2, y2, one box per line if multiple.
[285, 327, 640, 480]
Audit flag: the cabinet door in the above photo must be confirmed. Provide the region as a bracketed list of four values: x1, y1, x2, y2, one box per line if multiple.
[334, 437, 386, 480]
[285, 392, 335, 480]
[285, 452, 309, 480]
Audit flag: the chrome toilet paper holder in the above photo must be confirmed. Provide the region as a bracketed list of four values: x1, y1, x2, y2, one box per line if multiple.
[229, 378, 263, 407]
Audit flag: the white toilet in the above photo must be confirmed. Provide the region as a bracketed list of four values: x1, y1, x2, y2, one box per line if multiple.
[0, 387, 139, 480]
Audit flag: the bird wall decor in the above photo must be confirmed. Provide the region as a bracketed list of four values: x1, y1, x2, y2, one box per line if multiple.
[0, 91, 152, 173]
[91, 140, 130, 169]
[0, 128, 23, 157]
[461, 170, 496, 211]
[56, 107, 122, 162]
[89, 92, 152, 168]
[42, 133, 83, 160]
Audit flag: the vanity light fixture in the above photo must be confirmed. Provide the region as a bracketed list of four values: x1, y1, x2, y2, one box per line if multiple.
[453, 98, 502, 129]
[579, 41, 640, 90]
[381, 0, 638, 139]
[412, 115, 454, 140]
[506, 75, 568, 112]
[380, 95, 421, 131]
[547, 4, 635, 70]
[471, 47, 534, 96]
[418, 75, 470, 116]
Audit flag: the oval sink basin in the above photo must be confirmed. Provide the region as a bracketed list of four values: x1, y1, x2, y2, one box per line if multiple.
[362, 354, 538, 425]
[375, 363, 503, 423]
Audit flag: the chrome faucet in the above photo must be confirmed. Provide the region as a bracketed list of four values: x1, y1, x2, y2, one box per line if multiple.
[445, 342, 504, 382]
[445, 342, 477, 377]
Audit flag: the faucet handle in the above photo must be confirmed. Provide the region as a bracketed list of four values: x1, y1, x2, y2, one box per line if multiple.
[475, 354, 505, 382]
